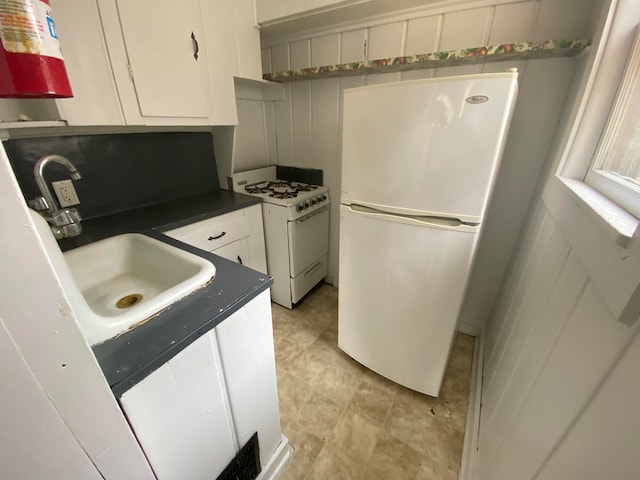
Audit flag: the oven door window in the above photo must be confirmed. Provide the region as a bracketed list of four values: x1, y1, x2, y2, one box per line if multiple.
[287, 207, 330, 278]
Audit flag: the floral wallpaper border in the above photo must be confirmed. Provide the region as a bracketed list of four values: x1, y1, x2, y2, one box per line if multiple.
[263, 38, 590, 82]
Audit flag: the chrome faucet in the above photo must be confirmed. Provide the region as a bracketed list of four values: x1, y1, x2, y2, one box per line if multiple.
[29, 154, 83, 239]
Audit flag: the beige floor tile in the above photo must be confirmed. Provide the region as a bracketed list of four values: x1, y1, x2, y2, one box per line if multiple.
[276, 338, 305, 370]
[278, 372, 314, 421]
[328, 410, 380, 466]
[299, 303, 336, 329]
[346, 380, 396, 427]
[294, 390, 344, 440]
[286, 321, 325, 347]
[358, 367, 399, 396]
[308, 444, 364, 480]
[393, 385, 438, 412]
[273, 284, 473, 480]
[454, 331, 475, 351]
[419, 421, 463, 471]
[272, 305, 297, 329]
[447, 333, 475, 372]
[363, 433, 422, 480]
[438, 364, 472, 405]
[281, 421, 325, 480]
[416, 461, 458, 480]
[307, 335, 364, 379]
[385, 390, 441, 448]
[288, 348, 332, 384]
[311, 366, 360, 406]
[273, 316, 296, 340]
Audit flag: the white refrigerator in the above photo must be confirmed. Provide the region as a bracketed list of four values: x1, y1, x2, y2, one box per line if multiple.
[338, 71, 518, 397]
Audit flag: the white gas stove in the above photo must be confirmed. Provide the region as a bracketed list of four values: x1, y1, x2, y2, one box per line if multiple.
[231, 167, 329, 220]
[231, 166, 330, 309]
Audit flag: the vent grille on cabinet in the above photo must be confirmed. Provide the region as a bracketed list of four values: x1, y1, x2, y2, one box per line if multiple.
[217, 432, 261, 480]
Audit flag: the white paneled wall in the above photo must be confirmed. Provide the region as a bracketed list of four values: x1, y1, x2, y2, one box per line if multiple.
[473, 1, 640, 477]
[439, 7, 492, 50]
[478, 197, 640, 478]
[535, 327, 640, 479]
[260, 0, 594, 330]
[234, 99, 273, 172]
[405, 16, 440, 55]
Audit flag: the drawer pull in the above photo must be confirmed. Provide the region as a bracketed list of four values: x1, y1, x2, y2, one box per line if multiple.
[304, 261, 324, 278]
[208, 232, 226, 241]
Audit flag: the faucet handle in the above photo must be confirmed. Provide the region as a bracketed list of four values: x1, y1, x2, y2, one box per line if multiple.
[60, 223, 82, 238]
[28, 196, 50, 211]
[50, 208, 82, 227]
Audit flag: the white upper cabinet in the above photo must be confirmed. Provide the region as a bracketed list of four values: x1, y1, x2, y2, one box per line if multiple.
[201, 0, 262, 81]
[0, 0, 124, 126]
[0, 0, 265, 128]
[98, 0, 212, 125]
[53, 0, 124, 125]
[234, 0, 263, 80]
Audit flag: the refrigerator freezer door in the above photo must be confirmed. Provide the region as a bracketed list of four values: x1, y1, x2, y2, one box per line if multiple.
[338, 204, 479, 396]
[341, 74, 518, 223]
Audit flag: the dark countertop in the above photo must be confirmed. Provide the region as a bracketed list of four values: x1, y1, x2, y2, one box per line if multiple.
[63, 189, 270, 396]
[95, 232, 272, 397]
[59, 189, 262, 251]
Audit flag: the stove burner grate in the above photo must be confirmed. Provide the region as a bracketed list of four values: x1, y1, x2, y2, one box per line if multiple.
[245, 186, 270, 194]
[292, 184, 318, 192]
[245, 181, 273, 194]
[270, 191, 298, 199]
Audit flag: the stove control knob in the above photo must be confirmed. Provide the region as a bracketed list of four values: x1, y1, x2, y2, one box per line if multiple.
[321, 194, 327, 201]
[296, 204, 304, 212]
[310, 198, 317, 205]
[304, 202, 310, 209]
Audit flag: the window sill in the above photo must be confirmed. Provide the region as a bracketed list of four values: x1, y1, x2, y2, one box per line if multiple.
[555, 177, 639, 250]
[543, 177, 640, 326]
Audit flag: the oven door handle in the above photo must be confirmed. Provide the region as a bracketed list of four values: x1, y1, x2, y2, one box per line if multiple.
[295, 205, 330, 224]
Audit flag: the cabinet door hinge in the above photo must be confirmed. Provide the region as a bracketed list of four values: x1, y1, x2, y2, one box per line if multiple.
[126, 63, 135, 83]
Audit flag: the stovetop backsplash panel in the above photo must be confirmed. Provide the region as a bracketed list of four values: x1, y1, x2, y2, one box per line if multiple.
[276, 165, 323, 186]
[5, 132, 220, 220]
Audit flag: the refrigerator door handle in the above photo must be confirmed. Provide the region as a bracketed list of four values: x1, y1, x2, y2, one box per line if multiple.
[348, 204, 480, 232]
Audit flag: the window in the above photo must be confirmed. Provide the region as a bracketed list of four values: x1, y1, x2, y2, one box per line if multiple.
[584, 25, 640, 219]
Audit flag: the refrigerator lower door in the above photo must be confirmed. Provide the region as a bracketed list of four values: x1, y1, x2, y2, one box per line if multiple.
[338, 204, 480, 396]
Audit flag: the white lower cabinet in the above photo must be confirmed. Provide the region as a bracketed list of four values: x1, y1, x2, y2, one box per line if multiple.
[119, 329, 236, 480]
[215, 290, 282, 468]
[119, 290, 281, 479]
[166, 204, 268, 274]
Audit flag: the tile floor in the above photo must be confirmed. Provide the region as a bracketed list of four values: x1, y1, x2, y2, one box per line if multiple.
[271, 284, 475, 480]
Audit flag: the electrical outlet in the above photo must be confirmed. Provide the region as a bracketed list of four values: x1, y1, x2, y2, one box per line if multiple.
[52, 179, 80, 207]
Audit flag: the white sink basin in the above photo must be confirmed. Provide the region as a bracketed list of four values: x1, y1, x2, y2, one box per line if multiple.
[61, 233, 216, 345]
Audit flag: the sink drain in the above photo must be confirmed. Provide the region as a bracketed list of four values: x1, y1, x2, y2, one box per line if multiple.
[116, 293, 143, 309]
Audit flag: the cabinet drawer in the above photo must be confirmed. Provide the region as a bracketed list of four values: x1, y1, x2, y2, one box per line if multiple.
[166, 210, 250, 252]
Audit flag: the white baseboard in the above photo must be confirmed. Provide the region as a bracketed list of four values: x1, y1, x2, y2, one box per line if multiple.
[459, 331, 484, 480]
[456, 319, 481, 337]
[256, 434, 293, 480]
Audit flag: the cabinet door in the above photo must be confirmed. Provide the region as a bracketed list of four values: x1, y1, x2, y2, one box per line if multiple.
[119, 331, 236, 480]
[116, 0, 210, 119]
[0, 0, 124, 126]
[53, 0, 124, 125]
[213, 238, 251, 268]
[234, 0, 263, 80]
